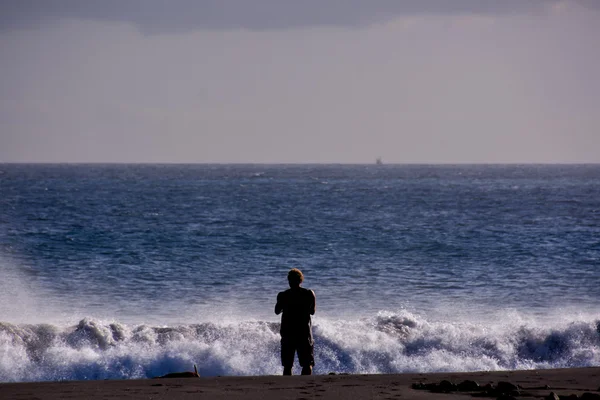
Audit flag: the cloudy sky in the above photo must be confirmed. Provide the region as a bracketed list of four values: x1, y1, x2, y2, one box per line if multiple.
[1, 0, 599, 163]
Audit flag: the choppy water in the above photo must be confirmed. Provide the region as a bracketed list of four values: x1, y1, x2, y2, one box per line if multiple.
[1, 164, 599, 381]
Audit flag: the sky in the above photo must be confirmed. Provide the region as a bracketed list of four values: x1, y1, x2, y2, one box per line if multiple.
[1, 0, 599, 163]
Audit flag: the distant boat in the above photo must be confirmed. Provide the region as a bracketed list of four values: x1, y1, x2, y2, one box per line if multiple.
[376, 157, 383, 165]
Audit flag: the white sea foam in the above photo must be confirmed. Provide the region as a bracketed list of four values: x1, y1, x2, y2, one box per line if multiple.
[0, 310, 598, 382]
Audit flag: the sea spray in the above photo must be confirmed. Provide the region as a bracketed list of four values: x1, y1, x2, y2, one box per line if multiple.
[1, 311, 599, 382]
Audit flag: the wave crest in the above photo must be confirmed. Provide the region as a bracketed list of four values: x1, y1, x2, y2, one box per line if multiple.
[1, 312, 599, 382]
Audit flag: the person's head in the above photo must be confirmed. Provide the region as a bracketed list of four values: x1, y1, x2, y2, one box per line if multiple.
[287, 268, 304, 288]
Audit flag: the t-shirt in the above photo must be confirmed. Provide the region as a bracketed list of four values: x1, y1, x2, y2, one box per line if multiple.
[276, 287, 316, 340]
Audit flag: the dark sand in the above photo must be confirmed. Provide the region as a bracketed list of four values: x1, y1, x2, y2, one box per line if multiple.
[1, 367, 599, 399]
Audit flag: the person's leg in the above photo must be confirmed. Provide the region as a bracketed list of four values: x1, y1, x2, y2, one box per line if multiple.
[281, 337, 295, 376]
[298, 339, 315, 376]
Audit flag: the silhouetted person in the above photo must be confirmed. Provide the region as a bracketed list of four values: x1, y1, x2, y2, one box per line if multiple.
[275, 268, 316, 375]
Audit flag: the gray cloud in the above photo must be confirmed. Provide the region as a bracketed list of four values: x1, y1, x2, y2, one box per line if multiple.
[1, 0, 599, 163]
[0, 0, 570, 34]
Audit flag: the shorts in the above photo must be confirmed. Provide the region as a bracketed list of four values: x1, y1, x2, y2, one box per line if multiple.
[281, 336, 314, 368]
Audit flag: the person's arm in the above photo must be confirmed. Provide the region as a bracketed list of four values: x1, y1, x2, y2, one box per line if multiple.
[309, 290, 316, 315]
[275, 292, 284, 315]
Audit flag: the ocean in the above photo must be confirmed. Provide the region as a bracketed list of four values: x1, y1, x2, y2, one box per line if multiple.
[1, 164, 599, 382]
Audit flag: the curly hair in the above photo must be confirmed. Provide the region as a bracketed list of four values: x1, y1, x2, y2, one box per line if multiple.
[287, 268, 304, 285]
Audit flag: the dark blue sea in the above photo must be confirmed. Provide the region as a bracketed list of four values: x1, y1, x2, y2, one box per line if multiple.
[1, 164, 599, 382]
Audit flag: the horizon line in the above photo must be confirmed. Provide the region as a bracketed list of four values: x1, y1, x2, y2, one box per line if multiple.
[1, 161, 599, 166]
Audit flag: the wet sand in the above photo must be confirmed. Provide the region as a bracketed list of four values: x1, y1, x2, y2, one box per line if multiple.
[1, 367, 599, 399]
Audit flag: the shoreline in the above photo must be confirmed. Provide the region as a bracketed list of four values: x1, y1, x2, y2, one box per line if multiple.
[1, 367, 599, 399]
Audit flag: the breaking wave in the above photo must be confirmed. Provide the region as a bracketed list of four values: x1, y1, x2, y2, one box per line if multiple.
[1, 311, 599, 382]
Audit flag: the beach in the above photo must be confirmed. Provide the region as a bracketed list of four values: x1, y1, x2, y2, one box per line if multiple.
[1, 367, 599, 400]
